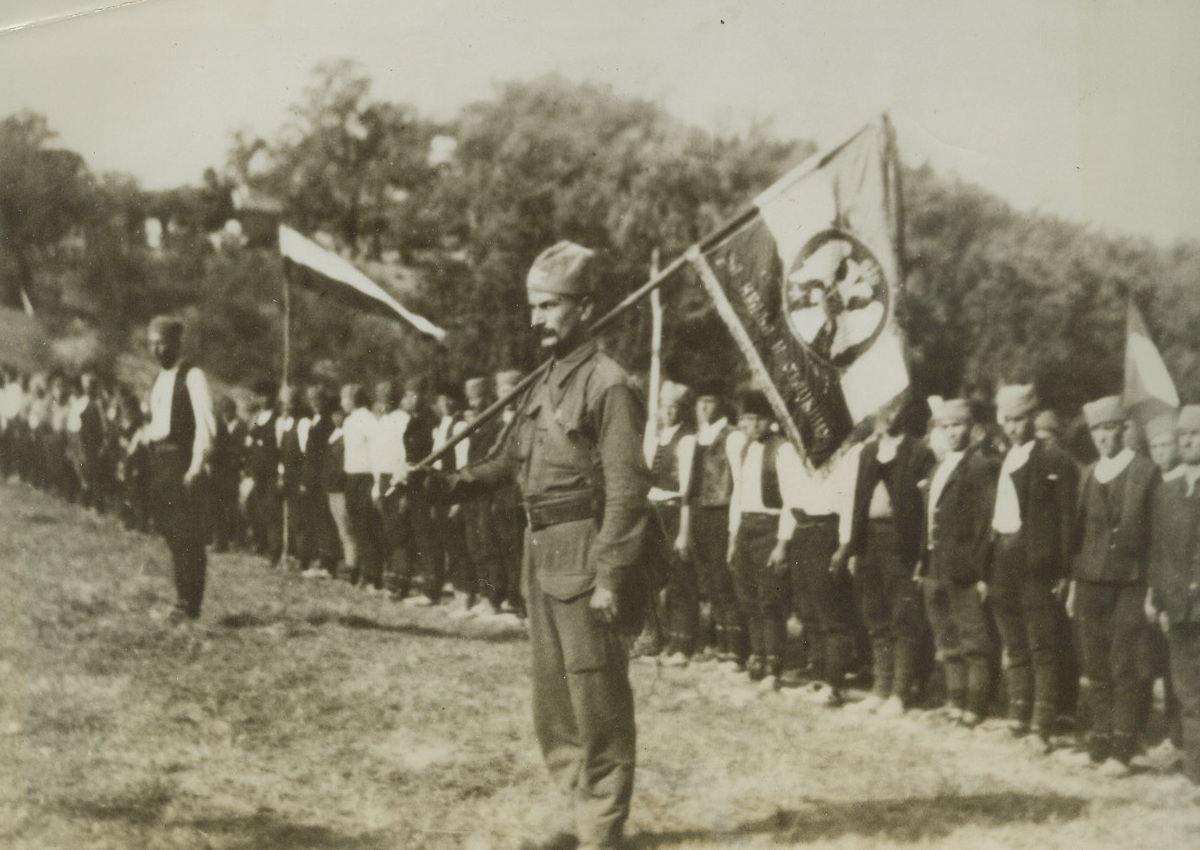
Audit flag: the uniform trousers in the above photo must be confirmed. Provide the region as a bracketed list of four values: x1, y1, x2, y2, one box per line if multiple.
[209, 466, 244, 551]
[393, 491, 437, 599]
[462, 496, 504, 606]
[923, 576, 993, 716]
[245, 476, 282, 563]
[326, 491, 354, 576]
[1167, 624, 1200, 784]
[990, 532, 1062, 731]
[791, 516, 856, 690]
[433, 505, 471, 597]
[855, 520, 925, 701]
[495, 488, 525, 613]
[731, 513, 789, 672]
[148, 445, 207, 618]
[656, 501, 698, 657]
[524, 520, 635, 848]
[691, 505, 744, 658]
[343, 473, 384, 587]
[1075, 580, 1149, 764]
[378, 477, 406, 589]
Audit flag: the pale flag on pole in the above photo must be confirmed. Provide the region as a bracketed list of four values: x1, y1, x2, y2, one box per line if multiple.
[278, 224, 446, 341]
[1123, 302, 1179, 425]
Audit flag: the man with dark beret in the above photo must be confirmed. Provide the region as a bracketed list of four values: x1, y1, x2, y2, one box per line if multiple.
[404, 241, 651, 850]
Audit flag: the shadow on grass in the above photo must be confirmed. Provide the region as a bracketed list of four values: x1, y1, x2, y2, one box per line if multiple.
[632, 792, 1089, 847]
[215, 611, 527, 643]
[187, 812, 391, 850]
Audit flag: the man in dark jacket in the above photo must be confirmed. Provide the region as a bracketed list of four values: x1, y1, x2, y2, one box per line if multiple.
[985, 385, 1079, 748]
[1147, 404, 1200, 785]
[918, 396, 998, 727]
[846, 401, 936, 716]
[1066, 395, 1158, 775]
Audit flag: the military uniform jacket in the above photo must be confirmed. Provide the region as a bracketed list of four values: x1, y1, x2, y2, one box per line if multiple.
[985, 441, 1079, 583]
[456, 341, 652, 601]
[919, 448, 999, 585]
[1149, 473, 1200, 623]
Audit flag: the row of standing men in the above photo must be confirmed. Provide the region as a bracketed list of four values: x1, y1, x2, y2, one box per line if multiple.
[2, 360, 1198, 787]
[637, 380, 1199, 786]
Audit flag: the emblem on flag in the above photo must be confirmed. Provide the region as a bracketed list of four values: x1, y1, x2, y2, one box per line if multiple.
[689, 116, 908, 469]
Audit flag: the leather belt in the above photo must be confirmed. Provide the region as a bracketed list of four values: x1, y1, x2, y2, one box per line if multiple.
[524, 491, 596, 532]
[790, 511, 837, 528]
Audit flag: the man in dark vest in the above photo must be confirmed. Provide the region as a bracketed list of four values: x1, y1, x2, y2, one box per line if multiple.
[846, 401, 936, 717]
[645, 380, 695, 666]
[1147, 404, 1200, 786]
[277, 385, 307, 568]
[397, 377, 439, 605]
[984, 384, 1079, 749]
[1066, 395, 1159, 776]
[144, 316, 216, 622]
[243, 379, 282, 564]
[917, 396, 998, 728]
[299, 385, 339, 576]
[404, 241, 651, 850]
[457, 376, 506, 617]
[678, 380, 747, 665]
[210, 395, 247, 552]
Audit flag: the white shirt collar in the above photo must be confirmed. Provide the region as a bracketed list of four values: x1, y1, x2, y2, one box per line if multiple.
[1094, 447, 1135, 484]
[697, 417, 729, 446]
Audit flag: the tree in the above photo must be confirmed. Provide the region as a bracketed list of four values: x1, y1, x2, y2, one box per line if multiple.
[0, 111, 90, 309]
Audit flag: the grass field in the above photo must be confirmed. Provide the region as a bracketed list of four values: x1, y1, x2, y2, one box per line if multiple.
[1, 479, 1197, 850]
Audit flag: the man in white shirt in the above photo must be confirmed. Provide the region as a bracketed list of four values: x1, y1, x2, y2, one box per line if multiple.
[341, 383, 384, 587]
[782, 424, 859, 704]
[144, 316, 216, 623]
[368, 381, 406, 593]
[727, 390, 799, 684]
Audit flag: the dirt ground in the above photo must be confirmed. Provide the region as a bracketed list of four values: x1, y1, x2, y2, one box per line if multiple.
[1, 480, 1197, 850]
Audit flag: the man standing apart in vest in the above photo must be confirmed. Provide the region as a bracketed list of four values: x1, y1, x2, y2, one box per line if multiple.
[145, 316, 216, 623]
[1147, 405, 1200, 786]
[405, 241, 650, 850]
[986, 385, 1078, 749]
[1066, 395, 1158, 775]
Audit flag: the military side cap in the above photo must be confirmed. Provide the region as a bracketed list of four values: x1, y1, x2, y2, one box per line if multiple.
[928, 396, 972, 425]
[693, 377, 727, 400]
[463, 377, 491, 398]
[659, 380, 692, 408]
[1033, 409, 1062, 435]
[149, 315, 183, 340]
[739, 389, 774, 420]
[1082, 395, 1125, 428]
[995, 384, 1038, 420]
[1177, 405, 1200, 432]
[1145, 411, 1179, 442]
[526, 241, 595, 296]
[495, 369, 525, 396]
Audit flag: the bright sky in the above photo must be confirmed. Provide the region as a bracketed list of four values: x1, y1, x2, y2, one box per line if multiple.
[2, 0, 1199, 244]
